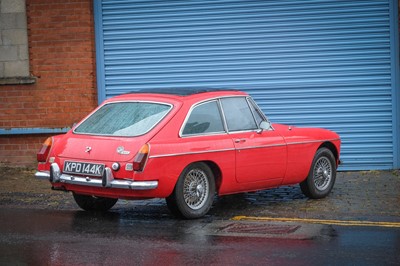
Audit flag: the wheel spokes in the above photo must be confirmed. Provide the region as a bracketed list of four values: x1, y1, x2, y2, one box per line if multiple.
[313, 157, 332, 191]
[183, 169, 209, 210]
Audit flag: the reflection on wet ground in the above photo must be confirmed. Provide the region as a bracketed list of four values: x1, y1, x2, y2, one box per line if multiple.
[0, 208, 399, 265]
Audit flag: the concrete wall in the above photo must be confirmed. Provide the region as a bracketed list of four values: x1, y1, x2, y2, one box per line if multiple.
[0, 0, 97, 166]
[0, 0, 29, 78]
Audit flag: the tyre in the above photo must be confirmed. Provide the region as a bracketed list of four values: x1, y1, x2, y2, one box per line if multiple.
[166, 162, 215, 219]
[72, 193, 118, 212]
[300, 148, 336, 199]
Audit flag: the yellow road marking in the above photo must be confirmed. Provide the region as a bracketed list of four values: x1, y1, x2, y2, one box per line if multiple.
[232, 216, 400, 228]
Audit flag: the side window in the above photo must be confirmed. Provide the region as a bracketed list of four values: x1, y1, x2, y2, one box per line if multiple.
[248, 98, 265, 126]
[221, 97, 257, 132]
[182, 101, 225, 136]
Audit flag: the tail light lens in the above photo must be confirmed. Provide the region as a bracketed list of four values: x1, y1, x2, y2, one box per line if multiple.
[37, 137, 52, 162]
[132, 144, 150, 172]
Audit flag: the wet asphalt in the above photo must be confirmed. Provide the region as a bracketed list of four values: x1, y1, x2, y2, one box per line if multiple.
[0, 168, 399, 265]
[0, 208, 399, 265]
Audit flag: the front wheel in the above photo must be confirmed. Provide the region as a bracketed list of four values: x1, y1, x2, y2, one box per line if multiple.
[72, 193, 118, 212]
[300, 148, 336, 199]
[166, 162, 215, 219]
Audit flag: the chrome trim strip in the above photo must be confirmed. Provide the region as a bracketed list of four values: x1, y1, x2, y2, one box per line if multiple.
[235, 138, 339, 151]
[150, 138, 340, 159]
[246, 97, 259, 128]
[180, 131, 228, 138]
[37, 164, 158, 190]
[247, 97, 270, 123]
[286, 138, 341, 146]
[149, 144, 284, 159]
[58, 174, 158, 190]
[149, 147, 236, 159]
[218, 99, 229, 132]
[237, 143, 287, 150]
[35, 171, 50, 180]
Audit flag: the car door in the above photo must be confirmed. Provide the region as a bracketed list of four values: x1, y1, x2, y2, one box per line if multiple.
[220, 97, 287, 183]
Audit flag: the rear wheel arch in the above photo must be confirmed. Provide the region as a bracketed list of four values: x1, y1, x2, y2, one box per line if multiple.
[166, 160, 220, 219]
[171, 160, 222, 195]
[201, 160, 222, 193]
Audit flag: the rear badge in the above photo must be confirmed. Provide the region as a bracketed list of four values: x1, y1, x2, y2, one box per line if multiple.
[85, 146, 92, 153]
[117, 146, 130, 155]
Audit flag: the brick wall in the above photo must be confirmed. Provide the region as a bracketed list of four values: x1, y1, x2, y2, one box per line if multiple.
[0, 0, 96, 167]
[0, 0, 30, 78]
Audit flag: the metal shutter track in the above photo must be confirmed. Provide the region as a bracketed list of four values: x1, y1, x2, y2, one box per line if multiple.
[98, 0, 394, 170]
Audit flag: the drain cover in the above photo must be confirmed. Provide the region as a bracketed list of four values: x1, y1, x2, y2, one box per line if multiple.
[220, 223, 300, 235]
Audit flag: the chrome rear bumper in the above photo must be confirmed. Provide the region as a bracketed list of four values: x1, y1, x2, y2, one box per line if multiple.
[35, 163, 158, 190]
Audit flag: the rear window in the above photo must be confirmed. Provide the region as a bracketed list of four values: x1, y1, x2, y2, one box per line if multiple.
[74, 102, 172, 137]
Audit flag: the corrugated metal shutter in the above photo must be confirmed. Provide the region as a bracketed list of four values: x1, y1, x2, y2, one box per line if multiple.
[94, 0, 398, 170]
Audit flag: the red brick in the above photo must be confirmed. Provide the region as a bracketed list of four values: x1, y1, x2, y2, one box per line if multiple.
[0, 0, 97, 166]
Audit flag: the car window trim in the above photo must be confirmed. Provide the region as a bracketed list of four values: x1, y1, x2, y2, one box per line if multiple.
[180, 95, 274, 138]
[247, 97, 274, 131]
[245, 96, 261, 128]
[179, 99, 227, 138]
[217, 99, 229, 133]
[73, 100, 173, 137]
[219, 96, 260, 132]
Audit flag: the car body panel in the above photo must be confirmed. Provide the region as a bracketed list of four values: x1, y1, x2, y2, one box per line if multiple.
[35, 89, 341, 203]
[275, 124, 340, 184]
[231, 130, 287, 184]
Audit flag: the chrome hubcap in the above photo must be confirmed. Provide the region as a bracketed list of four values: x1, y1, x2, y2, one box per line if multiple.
[313, 156, 332, 191]
[183, 169, 209, 210]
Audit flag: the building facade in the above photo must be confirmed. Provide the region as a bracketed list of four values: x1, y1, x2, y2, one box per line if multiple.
[0, 0, 399, 170]
[0, 0, 97, 166]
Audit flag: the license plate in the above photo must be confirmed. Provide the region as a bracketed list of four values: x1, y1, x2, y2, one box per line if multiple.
[63, 161, 105, 177]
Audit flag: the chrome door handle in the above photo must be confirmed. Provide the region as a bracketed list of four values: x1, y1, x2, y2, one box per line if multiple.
[234, 139, 246, 143]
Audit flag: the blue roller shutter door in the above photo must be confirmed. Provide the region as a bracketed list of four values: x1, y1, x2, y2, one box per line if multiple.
[94, 0, 399, 170]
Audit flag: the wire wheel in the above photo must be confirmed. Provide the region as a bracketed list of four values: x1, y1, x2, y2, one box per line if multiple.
[300, 148, 337, 199]
[166, 162, 216, 219]
[313, 156, 333, 191]
[183, 168, 209, 210]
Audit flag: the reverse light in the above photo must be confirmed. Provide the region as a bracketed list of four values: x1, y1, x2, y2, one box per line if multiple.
[37, 137, 53, 162]
[132, 144, 150, 172]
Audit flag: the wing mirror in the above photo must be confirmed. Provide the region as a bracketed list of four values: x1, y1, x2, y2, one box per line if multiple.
[258, 121, 272, 132]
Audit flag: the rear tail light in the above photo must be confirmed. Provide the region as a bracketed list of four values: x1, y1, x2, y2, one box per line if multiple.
[37, 137, 52, 162]
[132, 144, 150, 172]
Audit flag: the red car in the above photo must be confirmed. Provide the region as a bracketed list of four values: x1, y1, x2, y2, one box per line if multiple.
[35, 89, 341, 219]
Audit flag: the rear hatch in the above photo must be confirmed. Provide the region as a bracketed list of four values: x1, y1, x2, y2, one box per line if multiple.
[56, 134, 148, 163]
[55, 100, 175, 163]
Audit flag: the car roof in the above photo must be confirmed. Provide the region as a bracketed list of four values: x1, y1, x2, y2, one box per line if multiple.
[126, 88, 240, 96]
[107, 88, 248, 105]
